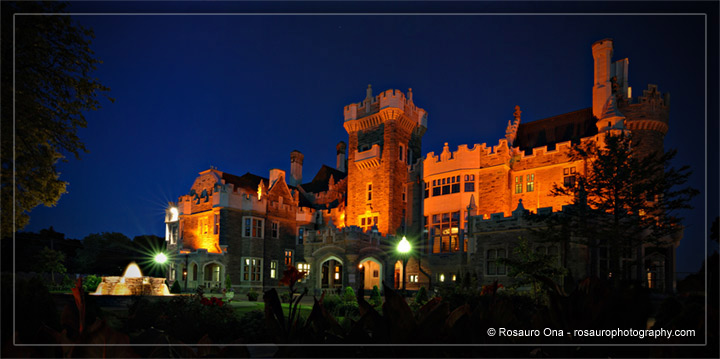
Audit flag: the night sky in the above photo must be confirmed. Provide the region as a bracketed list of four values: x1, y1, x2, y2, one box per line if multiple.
[20, 1, 718, 275]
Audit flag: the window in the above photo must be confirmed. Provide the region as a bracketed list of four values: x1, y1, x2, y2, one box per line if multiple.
[409, 275, 418, 283]
[399, 144, 404, 161]
[439, 273, 445, 282]
[213, 214, 219, 235]
[200, 216, 209, 235]
[430, 175, 462, 197]
[243, 217, 264, 238]
[424, 182, 429, 199]
[242, 258, 262, 281]
[284, 250, 293, 266]
[563, 167, 576, 187]
[402, 185, 407, 202]
[429, 211, 460, 253]
[373, 270, 379, 278]
[297, 263, 310, 282]
[515, 176, 523, 194]
[360, 215, 379, 232]
[297, 227, 304, 244]
[487, 249, 506, 275]
[526, 174, 535, 192]
[271, 221, 279, 239]
[270, 260, 278, 279]
[367, 183, 373, 201]
[464, 174, 475, 192]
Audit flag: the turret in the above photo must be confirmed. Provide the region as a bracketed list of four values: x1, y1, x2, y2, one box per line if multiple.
[336, 141, 347, 173]
[592, 38, 614, 120]
[290, 150, 303, 186]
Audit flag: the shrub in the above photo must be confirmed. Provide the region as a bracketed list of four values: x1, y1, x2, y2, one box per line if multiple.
[369, 285, 382, 307]
[323, 294, 342, 313]
[82, 274, 102, 293]
[342, 286, 356, 302]
[238, 310, 270, 343]
[336, 300, 359, 318]
[247, 288, 259, 301]
[280, 292, 291, 303]
[414, 286, 429, 305]
[225, 274, 233, 291]
[170, 280, 182, 294]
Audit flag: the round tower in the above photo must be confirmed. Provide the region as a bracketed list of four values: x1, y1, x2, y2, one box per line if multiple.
[619, 84, 670, 158]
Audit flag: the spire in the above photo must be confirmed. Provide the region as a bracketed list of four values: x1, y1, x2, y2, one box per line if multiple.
[505, 105, 521, 147]
[365, 84, 373, 101]
[466, 194, 477, 217]
[407, 87, 413, 102]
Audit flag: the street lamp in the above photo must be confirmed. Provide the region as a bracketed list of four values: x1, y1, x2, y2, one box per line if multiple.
[397, 236, 411, 291]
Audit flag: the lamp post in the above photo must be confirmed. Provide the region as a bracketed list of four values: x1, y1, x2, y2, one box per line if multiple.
[397, 236, 411, 292]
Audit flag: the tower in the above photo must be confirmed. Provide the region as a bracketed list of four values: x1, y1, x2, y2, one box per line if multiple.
[592, 38, 614, 121]
[343, 85, 427, 235]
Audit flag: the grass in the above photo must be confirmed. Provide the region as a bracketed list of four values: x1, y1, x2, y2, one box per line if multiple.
[229, 300, 314, 318]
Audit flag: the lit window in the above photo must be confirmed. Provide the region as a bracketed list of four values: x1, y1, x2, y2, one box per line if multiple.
[429, 211, 460, 253]
[409, 275, 418, 283]
[284, 250, 293, 266]
[270, 260, 278, 279]
[360, 215, 378, 232]
[243, 217, 264, 238]
[439, 274, 445, 282]
[242, 258, 262, 281]
[334, 265, 341, 280]
[515, 176, 523, 194]
[526, 174, 535, 192]
[297, 263, 310, 282]
[271, 221, 279, 239]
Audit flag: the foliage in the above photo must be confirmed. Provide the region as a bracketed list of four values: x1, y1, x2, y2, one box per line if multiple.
[280, 291, 292, 303]
[499, 237, 567, 303]
[35, 246, 67, 284]
[200, 296, 225, 307]
[9, 276, 61, 344]
[0, 1, 112, 238]
[73, 232, 134, 275]
[550, 132, 698, 281]
[342, 286, 356, 302]
[225, 273, 233, 291]
[82, 274, 102, 293]
[170, 280, 182, 294]
[414, 286, 429, 304]
[279, 264, 307, 296]
[247, 288, 259, 301]
[322, 294, 342, 313]
[369, 285, 382, 307]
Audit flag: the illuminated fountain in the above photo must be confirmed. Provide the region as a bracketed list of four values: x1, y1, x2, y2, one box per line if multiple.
[92, 262, 171, 296]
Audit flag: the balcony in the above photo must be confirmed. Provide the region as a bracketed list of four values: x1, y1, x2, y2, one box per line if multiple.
[354, 144, 381, 169]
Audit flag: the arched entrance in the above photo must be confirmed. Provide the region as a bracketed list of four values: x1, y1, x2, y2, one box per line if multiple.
[320, 256, 343, 290]
[203, 262, 223, 290]
[394, 260, 404, 289]
[358, 257, 383, 291]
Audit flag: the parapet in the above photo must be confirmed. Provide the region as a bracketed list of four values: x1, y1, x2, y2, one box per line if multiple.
[343, 88, 427, 129]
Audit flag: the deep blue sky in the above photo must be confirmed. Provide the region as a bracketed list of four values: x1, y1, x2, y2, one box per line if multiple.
[21, 1, 718, 274]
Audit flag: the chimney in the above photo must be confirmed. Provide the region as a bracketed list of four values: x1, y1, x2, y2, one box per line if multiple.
[269, 168, 285, 188]
[290, 150, 303, 186]
[336, 141, 347, 173]
[592, 38, 614, 120]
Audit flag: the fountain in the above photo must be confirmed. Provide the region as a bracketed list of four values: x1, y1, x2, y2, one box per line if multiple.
[92, 262, 171, 296]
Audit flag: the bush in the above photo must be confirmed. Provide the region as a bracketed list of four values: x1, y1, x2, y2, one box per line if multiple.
[342, 286, 356, 302]
[238, 310, 270, 343]
[323, 294, 342, 313]
[170, 280, 182, 294]
[280, 292, 291, 303]
[82, 274, 102, 293]
[247, 288, 259, 301]
[369, 285, 382, 307]
[225, 274, 233, 291]
[336, 300, 359, 318]
[414, 286, 429, 305]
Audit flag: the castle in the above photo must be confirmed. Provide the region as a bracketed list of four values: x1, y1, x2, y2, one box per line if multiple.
[164, 39, 678, 295]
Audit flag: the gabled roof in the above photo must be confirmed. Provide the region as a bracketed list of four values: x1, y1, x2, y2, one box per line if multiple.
[300, 165, 347, 194]
[222, 172, 266, 191]
[515, 107, 597, 154]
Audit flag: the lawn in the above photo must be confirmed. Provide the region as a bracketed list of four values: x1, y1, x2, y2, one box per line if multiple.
[228, 299, 314, 318]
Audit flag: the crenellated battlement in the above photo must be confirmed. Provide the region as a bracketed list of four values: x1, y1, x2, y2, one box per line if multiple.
[343, 88, 427, 129]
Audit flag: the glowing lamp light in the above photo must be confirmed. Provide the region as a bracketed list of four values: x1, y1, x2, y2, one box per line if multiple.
[154, 253, 168, 264]
[169, 207, 179, 222]
[397, 237, 411, 254]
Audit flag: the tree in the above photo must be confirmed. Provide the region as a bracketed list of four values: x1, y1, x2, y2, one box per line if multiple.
[499, 237, 567, 303]
[550, 132, 698, 283]
[1, 1, 112, 239]
[36, 246, 67, 285]
[74, 232, 134, 275]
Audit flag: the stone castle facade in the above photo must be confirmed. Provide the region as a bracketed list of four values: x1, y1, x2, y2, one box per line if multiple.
[164, 39, 679, 295]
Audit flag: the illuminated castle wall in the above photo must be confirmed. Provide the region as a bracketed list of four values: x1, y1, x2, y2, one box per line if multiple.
[164, 38, 677, 294]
